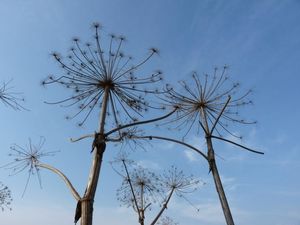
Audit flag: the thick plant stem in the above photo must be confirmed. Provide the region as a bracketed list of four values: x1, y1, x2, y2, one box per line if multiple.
[140, 184, 145, 225]
[200, 105, 234, 225]
[150, 188, 174, 225]
[80, 143, 106, 225]
[206, 137, 235, 225]
[81, 199, 93, 225]
[80, 87, 110, 225]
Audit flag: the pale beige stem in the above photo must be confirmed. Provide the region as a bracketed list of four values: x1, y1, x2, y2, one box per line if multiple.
[105, 108, 177, 137]
[205, 137, 234, 225]
[81, 87, 110, 225]
[200, 106, 235, 225]
[131, 135, 208, 161]
[37, 163, 81, 201]
[150, 188, 175, 225]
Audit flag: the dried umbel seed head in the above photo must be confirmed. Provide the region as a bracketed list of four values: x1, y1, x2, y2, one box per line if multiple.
[0, 80, 25, 110]
[163, 66, 255, 138]
[157, 216, 178, 225]
[43, 23, 165, 128]
[1, 137, 58, 196]
[162, 165, 202, 194]
[0, 182, 12, 211]
[117, 166, 162, 210]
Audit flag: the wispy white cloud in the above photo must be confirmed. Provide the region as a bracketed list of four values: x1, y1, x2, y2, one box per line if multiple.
[220, 175, 238, 191]
[274, 190, 300, 198]
[170, 198, 253, 225]
[0, 204, 73, 225]
[183, 202, 224, 224]
[266, 145, 300, 167]
[188, 135, 205, 150]
[184, 150, 199, 162]
[169, 199, 224, 224]
[273, 133, 287, 145]
[182, 135, 206, 162]
[160, 141, 175, 150]
[94, 206, 136, 225]
[222, 128, 266, 160]
[136, 159, 161, 170]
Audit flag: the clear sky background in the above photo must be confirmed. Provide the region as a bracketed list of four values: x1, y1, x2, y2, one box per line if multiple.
[0, 0, 300, 225]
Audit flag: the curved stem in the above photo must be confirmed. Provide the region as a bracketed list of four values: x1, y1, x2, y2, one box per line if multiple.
[105, 108, 177, 137]
[37, 163, 81, 201]
[82, 87, 110, 225]
[211, 135, 264, 155]
[131, 135, 208, 161]
[150, 188, 175, 225]
[69, 134, 94, 143]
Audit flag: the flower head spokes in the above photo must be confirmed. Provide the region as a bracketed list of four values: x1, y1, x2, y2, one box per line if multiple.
[1, 137, 58, 196]
[117, 165, 162, 210]
[0, 182, 12, 211]
[162, 165, 202, 195]
[0, 79, 25, 110]
[162, 66, 255, 138]
[43, 23, 166, 128]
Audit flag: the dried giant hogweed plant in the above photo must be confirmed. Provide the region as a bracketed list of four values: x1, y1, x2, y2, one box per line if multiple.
[113, 156, 203, 225]
[42, 22, 164, 127]
[1, 137, 57, 196]
[164, 66, 255, 139]
[0, 182, 12, 211]
[160, 66, 263, 225]
[0, 80, 25, 110]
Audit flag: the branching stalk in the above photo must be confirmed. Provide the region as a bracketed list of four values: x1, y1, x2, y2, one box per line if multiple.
[122, 160, 142, 223]
[105, 108, 177, 137]
[211, 135, 264, 154]
[150, 188, 175, 225]
[201, 103, 235, 225]
[131, 135, 208, 161]
[205, 137, 234, 225]
[210, 96, 231, 135]
[81, 87, 109, 225]
[70, 134, 95, 143]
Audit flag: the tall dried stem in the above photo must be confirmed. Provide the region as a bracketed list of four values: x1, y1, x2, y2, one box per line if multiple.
[113, 157, 201, 225]
[42, 23, 168, 225]
[159, 67, 263, 225]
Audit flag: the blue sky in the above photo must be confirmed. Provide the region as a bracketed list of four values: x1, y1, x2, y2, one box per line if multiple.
[1, 0, 300, 225]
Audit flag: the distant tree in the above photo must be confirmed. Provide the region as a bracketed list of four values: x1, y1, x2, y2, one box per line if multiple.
[111, 155, 201, 225]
